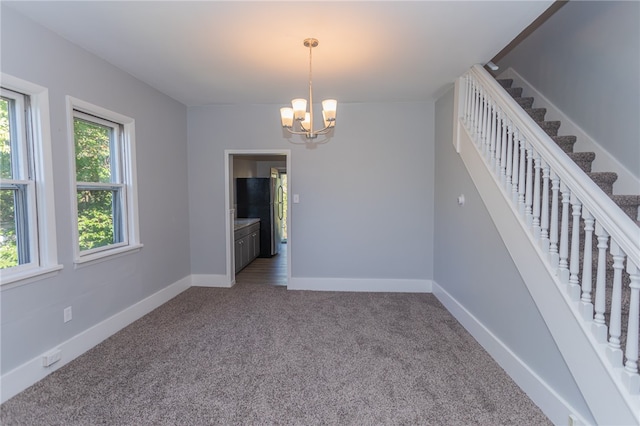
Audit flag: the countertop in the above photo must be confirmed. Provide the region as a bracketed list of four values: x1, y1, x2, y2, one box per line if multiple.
[234, 218, 260, 231]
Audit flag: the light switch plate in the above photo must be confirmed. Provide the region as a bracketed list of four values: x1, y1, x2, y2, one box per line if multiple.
[64, 306, 72, 323]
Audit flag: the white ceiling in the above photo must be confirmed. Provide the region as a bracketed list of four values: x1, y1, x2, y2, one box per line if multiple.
[5, 1, 553, 107]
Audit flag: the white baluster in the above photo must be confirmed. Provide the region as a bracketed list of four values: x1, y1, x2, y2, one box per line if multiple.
[558, 183, 570, 284]
[481, 90, 488, 150]
[461, 75, 467, 124]
[484, 95, 491, 156]
[517, 137, 526, 214]
[532, 151, 542, 238]
[568, 194, 582, 300]
[467, 78, 473, 131]
[499, 110, 508, 182]
[549, 172, 560, 268]
[479, 90, 486, 147]
[469, 77, 475, 126]
[524, 143, 534, 227]
[580, 209, 594, 321]
[472, 84, 478, 137]
[593, 222, 609, 343]
[540, 161, 550, 253]
[517, 139, 526, 214]
[505, 121, 513, 192]
[494, 107, 502, 174]
[622, 261, 640, 394]
[511, 129, 520, 205]
[489, 100, 497, 166]
[464, 76, 471, 125]
[607, 240, 625, 367]
[471, 80, 478, 135]
[477, 88, 484, 145]
[475, 84, 482, 139]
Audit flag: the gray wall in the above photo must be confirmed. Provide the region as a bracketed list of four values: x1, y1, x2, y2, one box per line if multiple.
[1, 7, 191, 373]
[188, 102, 434, 281]
[497, 0, 640, 178]
[233, 158, 258, 178]
[433, 87, 593, 421]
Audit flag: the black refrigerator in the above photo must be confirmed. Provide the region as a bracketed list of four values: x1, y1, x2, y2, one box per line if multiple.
[236, 177, 283, 257]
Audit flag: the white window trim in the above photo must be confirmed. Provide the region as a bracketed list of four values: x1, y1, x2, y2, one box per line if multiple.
[66, 96, 142, 265]
[0, 73, 62, 289]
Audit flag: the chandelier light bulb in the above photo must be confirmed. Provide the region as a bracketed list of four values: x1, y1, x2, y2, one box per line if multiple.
[322, 110, 334, 128]
[322, 99, 337, 121]
[291, 99, 307, 121]
[280, 107, 294, 128]
[301, 112, 311, 131]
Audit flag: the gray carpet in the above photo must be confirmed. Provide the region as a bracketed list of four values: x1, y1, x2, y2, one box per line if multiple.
[1, 283, 551, 425]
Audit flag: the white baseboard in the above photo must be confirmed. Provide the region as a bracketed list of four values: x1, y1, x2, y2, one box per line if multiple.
[499, 67, 640, 196]
[287, 277, 432, 293]
[190, 274, 232, 288]
[432, 281, 591, 426]
[0, 276, 191, 404]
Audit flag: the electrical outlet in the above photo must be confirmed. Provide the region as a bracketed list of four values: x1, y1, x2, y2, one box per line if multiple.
[42, 349, 62, 367]
[64, 306, 72, 323]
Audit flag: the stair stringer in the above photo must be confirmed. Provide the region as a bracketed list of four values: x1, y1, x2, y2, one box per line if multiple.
[457, 122, 639, 425]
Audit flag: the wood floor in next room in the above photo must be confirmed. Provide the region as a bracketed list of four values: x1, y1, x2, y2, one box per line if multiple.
[236, 242, 288, 286]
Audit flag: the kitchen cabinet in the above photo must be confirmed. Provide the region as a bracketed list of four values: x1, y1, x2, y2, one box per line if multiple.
[234, 219, 260, 273]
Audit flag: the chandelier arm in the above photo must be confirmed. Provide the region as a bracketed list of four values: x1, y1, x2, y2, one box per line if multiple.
[313, 125, 334, 136]
[284, 127, 309, 136]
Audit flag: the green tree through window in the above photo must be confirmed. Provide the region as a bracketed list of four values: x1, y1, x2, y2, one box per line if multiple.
[74, 116, 122, 252]
[0, 97, 18, 268]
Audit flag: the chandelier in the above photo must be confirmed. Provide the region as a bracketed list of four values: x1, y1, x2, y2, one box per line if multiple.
[280, 38, 337, 139]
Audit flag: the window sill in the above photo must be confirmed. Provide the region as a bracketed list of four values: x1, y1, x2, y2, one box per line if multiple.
[0, 264, 64, 291]
[74, 243, 144, 268]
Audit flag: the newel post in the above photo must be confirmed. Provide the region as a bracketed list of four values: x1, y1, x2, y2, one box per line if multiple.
[452, 75, 469, 154]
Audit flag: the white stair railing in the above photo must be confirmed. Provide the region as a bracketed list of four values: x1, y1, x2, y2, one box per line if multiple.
[457, 64, 640, 397]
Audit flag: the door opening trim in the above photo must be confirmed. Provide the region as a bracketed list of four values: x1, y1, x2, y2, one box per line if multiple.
[224, 149, 292, 287]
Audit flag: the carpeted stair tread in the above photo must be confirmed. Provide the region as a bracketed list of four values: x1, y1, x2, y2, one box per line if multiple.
[552, 135, 577, 153]
[567, 152, 596, 173]
[515, 97, 534, 109]
[587, 172, 618, 195]
[536, 120, 561, 137]
[525, 108, 547, 122]
[609, 194, 640, 206]
[496, 79, 513, 89]
[506, 87, 523, 98]
[609, 195, 640, 221]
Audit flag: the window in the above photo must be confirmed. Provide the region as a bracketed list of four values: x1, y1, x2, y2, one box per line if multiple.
[0, 75, 60, 286]
[68, 97, 141, 263]
[1, 88, 35, 269]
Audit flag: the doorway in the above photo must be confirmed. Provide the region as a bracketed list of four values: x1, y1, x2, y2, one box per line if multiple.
[279, 172, 288, 243]
[225, 150, 291, 287]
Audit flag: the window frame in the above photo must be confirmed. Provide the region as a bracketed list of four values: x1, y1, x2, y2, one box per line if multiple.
[67, 96, 142, 265]
[0, 74, 61, 288]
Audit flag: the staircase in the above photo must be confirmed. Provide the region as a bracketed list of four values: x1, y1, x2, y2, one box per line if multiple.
[496, 77, 640, 362]
[454, 64, 640, 425]
[496, 79, 640, 351]
[496, 78, 640, 224]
